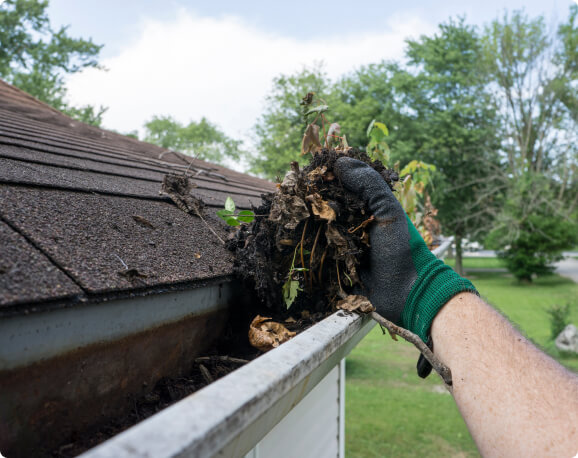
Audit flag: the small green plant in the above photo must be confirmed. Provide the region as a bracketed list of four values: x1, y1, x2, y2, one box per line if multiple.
[282, 243, 309, 309]
[366, 119, 390, 164]
[365, 119, 437, 245]
[216, 197, 255, 226]
[546, 304, 570, 340]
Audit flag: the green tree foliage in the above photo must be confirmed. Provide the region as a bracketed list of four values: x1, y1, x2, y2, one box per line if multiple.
[394, 19, 502, 276]
[0, 0, 106, 125]
[250, 65, 330, 180]
[483, 7, 578, 280]
[329, 63, 405, 150]
[483, 8, 577, 179]
[486, 173, 577, 282]
[143, 115, 243, 164]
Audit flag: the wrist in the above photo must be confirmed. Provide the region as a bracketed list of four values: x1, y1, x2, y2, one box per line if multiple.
[400, 221, 478, 341]
[401, 258, 478, 341]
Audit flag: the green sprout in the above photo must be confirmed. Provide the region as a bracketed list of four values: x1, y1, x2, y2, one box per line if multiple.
[216, 197, 255, 226]
[282, 243, 309, 309]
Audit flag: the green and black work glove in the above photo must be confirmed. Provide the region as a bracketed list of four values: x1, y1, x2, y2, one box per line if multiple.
[335, 157, 477, 376]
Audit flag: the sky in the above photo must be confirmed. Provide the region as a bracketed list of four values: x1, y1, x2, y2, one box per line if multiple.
[45, 0, 575, 160]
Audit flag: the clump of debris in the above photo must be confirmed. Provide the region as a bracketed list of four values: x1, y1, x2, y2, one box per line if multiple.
[227, 147, 398, 323]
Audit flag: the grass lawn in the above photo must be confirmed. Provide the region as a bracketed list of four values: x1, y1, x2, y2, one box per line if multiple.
[346, 265, 578, 457]
[444, 256, 505, 269]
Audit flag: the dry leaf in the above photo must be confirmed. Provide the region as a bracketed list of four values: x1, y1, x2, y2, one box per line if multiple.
[301, 123, 322, 155]
[345, 255, 360, 285]
[326, 123, 341, 148]
[307, 166, 327, 182]
[323, 171, 336, 181]
[280, 170, 299, 193]
[336, 295, 375, 314]
[269, 194, 310, 230]
[248, 315, 296, 352]
[306, 193, 336, 222]
[194, 252, 202, 259]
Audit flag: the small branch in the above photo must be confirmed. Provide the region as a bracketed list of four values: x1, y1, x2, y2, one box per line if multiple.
[198, 212, 225, 244]
[198, 364, 214, 384]
[195, 356, 249, 365]
[300, 219, 309, 285]
[370, 311, 453, 386]
[309, 224, 323, 289]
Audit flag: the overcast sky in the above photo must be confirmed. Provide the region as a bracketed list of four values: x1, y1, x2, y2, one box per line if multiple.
[47, 0, 575, 152]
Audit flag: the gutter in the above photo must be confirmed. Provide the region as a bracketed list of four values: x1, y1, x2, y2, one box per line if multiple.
[80, 312, 375, 458]
[80, 236, 454, 458]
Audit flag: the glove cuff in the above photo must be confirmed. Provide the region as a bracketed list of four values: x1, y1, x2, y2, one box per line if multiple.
[399, 219, 478, 342]
[401, 258, 478, 341]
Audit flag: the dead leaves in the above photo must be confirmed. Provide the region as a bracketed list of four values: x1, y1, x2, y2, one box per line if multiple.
[269, 194, 309, 230]
[249, 315, 296, 352]
[301, 123, 322, 155]
[336, 295, 375, 314]
[306, 193, 336, 222]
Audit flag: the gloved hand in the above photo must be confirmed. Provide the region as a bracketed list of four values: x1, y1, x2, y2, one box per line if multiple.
[335, 157, 477, 345]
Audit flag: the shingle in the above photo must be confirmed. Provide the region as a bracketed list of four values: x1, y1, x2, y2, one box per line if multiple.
[0, 186, 234, 295]
[0, 144, 268, 198]
[0, 79, 275, 307]
[0, 157, 262, 208]
[0, 219, 83, 307]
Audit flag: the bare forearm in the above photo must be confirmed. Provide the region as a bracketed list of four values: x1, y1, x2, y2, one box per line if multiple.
[432, 292, 578, 457]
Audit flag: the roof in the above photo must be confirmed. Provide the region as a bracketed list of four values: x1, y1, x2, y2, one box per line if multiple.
[0, 80, 275, 315]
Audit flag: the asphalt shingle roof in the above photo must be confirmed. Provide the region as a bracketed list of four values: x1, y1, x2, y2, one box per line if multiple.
[0, 80, 275, 314]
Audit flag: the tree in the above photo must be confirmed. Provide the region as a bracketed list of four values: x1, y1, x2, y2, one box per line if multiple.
[391, 19, 502, 275]
[483, 7, 578, 280]
[486, 174, 577, 282]
[250, 65, 330, 180]
[143, 115, 244, 165]
[0, 0, 105, 125]
[250, 23, 502, 275]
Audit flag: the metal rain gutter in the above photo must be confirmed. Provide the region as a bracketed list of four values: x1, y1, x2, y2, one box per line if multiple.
[0, 283, 232, 370]
[80, 311, 375, 458]
[0, 282, 233, 457]
[79, 239, 453, 458]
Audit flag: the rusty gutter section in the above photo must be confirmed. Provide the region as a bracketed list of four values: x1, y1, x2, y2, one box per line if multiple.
[0, 283, 233, 457]
[80, 312, 374, 458]
[0, 283, 231, 370]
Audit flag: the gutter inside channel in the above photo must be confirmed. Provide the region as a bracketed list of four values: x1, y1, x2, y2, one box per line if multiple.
[80, 311, 375, 458]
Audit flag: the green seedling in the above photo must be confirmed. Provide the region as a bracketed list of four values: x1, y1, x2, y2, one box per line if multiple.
[282, 243, 309, 309]
[216, 197, 255, 226]
[366, 119, 391, 164]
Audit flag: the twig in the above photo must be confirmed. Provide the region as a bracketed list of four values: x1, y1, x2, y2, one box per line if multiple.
[300, 219, 309, 284]
[318, 246, 328, 284]
[309, 224, 323, 289]
[198, 364, 214, 384]
[198, 212, 225, 244]
[335, 259, 344, 295]
[370, 311, 453, 386]
[348, 215, 375, 234]
[113, 254, 129, 270]
[195, 356, 249, 364]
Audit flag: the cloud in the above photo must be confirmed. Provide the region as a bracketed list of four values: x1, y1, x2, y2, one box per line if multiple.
[65, 9, 434, 146]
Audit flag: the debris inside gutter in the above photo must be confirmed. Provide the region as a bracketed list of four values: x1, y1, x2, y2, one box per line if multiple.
[47, 148, 398, 457]
[227, 147, 398, 350]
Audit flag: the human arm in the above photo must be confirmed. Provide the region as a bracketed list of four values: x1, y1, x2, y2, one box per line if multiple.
[335, 157, 578, 457]
[432, 292, 578, 458]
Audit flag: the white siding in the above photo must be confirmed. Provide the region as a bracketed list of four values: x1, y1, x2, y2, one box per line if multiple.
[246, 364, 342, 458]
